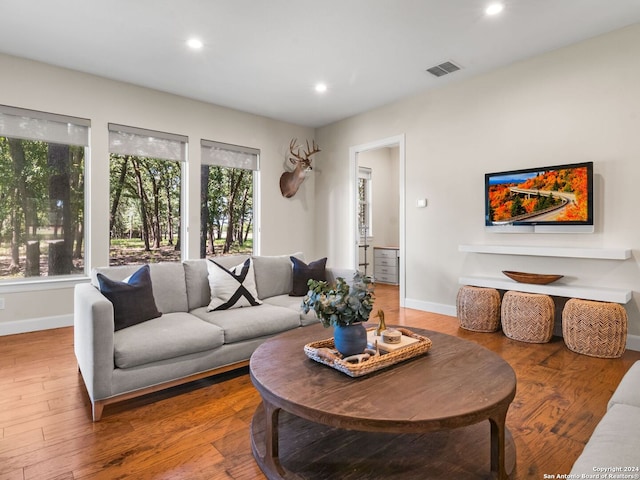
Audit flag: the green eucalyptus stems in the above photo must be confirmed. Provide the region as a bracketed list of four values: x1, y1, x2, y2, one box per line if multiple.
[302, 273, 374, 328]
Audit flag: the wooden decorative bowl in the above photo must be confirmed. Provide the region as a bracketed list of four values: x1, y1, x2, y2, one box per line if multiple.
[502, 270, 563, 285]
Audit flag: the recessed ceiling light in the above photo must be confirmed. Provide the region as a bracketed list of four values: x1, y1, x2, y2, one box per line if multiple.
[187, 38, 203, 50]
[315, 83, 328, 93]
[485, 3, 504, 16]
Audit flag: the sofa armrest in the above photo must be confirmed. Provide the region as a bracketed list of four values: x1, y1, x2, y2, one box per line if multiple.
[570, 403, 640, 475]
[608, 361, 640, 410]
[74, 283, 116, 402]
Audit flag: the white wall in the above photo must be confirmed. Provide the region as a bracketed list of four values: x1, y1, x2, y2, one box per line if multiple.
[0, 53, 316, 334]
[316, 24, 640, 342]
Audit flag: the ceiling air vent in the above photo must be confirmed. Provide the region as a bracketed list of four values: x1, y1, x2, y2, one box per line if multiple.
[426, 61, 461, 77]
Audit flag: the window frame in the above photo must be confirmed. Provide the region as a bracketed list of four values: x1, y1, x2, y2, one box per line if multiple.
[107, 123, 188, 266]
[358, 166, 373, 239]
[0, 105, 90, 286]
[200, 140, 260, 257]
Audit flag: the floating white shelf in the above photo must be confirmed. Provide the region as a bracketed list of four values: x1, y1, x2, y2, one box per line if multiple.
[459, 244, 631, 260]
[459, 275, 632, 304]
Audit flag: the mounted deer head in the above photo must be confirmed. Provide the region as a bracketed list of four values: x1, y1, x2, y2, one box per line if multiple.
[279, 138, 320, 198]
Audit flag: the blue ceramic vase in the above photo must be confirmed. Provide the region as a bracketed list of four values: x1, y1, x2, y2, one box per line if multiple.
[333, 323, 367, 357]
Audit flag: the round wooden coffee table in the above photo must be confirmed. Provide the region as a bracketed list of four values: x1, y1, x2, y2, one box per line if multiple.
[250, 324, 516, 479]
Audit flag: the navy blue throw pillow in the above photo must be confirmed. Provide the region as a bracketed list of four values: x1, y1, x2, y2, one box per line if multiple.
[289, 256, 327, 296]
[97, 265, 161, 331]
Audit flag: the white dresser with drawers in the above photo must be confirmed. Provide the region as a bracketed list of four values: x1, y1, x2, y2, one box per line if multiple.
[373, 246, 399, 285]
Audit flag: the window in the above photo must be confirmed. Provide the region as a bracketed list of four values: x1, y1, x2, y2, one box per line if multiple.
[358, 166, 372, 238]
[200, 140, 259, 258]
[0, 105, 88, 281]
[108, 124, 186, 266]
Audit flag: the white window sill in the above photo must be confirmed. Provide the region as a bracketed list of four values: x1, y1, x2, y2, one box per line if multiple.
[0, 275, 90, 293]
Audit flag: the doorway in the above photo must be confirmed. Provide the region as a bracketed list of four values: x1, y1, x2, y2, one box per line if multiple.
[349, 134, 405, 307]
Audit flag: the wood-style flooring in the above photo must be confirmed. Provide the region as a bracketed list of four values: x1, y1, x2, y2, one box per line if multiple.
[1, 283, 638, 479]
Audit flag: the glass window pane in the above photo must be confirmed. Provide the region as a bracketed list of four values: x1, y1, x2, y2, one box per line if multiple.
[108, 125, 186, 267]
[358, 167, 372, 237]
[108, 154, 182, 266]
[0, 106, 87, 281]
[200, 164, 254, 258]
[0, 137, 85, 280]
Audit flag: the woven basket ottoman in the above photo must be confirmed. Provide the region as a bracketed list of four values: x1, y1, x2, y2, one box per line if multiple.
[456, 285, 501, 332]
[501, 291, 554, 343]
[562, 298, 627, 358]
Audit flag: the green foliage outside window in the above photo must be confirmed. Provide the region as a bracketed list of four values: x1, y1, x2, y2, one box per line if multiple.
[108, 154, 181, 265]
[200, 165, 253, 258]
[0, 137, 85, 279]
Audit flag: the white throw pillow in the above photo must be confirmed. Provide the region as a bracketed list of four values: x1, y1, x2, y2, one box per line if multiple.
[207, 258, 262, 311]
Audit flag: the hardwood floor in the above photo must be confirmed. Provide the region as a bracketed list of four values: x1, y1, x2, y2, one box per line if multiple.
[1, 283, 638, 479]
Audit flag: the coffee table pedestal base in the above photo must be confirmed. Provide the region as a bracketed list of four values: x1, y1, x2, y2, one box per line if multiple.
[251, 402, 515, 480]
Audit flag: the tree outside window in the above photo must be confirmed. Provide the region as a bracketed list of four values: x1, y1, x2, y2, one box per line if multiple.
[0, 107, 88, 280]
[200, 165, 253, 257]
[200, 140, 258, 258]
[108, 155, 181, 265]
[108, 124, 186, 266]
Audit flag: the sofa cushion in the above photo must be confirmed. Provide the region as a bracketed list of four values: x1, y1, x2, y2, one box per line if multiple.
[264, 294, 320, 326]
[608, 361, 640, 410]
[207, 258, 262, 311]
[290, 256, 327, 296]
[96, 265, 161, 331]
[144, 263, 189, 313]
[93, 262, 188, 314]
[113, 312, 225, 369]
[184, 256, 249, 311]
[252, 252, 303, 299]
[190, 303, 301, 344]
[570, 403, 640, 475]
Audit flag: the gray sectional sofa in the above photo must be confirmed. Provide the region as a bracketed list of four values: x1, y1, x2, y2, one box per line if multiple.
[570, 361, 640, 474]
[74, 253, 349, 421]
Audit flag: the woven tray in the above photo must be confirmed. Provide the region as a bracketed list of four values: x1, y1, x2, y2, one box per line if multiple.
[304, 327, 432, 377]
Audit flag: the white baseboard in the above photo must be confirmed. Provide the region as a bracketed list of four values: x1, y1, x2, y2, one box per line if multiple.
[403, 298, 457, 317]
[0, 314, 73, 336]
[402, 298, 640, 352]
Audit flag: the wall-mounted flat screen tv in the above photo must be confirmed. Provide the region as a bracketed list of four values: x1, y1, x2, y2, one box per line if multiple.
[485, 161, 593, 229]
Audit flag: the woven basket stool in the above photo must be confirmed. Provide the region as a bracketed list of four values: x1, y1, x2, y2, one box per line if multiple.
[501, 291, 554, 343]
[456, 285, 501, 332]
[562, 298, 627, 358]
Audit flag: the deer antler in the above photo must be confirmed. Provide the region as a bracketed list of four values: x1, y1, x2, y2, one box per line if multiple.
[289, 138, 320, 163]
[302, 139, 321, 158]
[289, 138, 304, 163]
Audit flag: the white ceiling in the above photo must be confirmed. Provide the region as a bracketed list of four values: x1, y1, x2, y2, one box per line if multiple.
[2, 1, 640, 128]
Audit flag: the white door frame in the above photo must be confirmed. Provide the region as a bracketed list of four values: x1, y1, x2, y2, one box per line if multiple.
[349, 134, 406, 307]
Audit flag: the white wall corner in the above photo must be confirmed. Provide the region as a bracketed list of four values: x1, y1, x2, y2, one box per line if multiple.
[0, 314, 73, 336]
